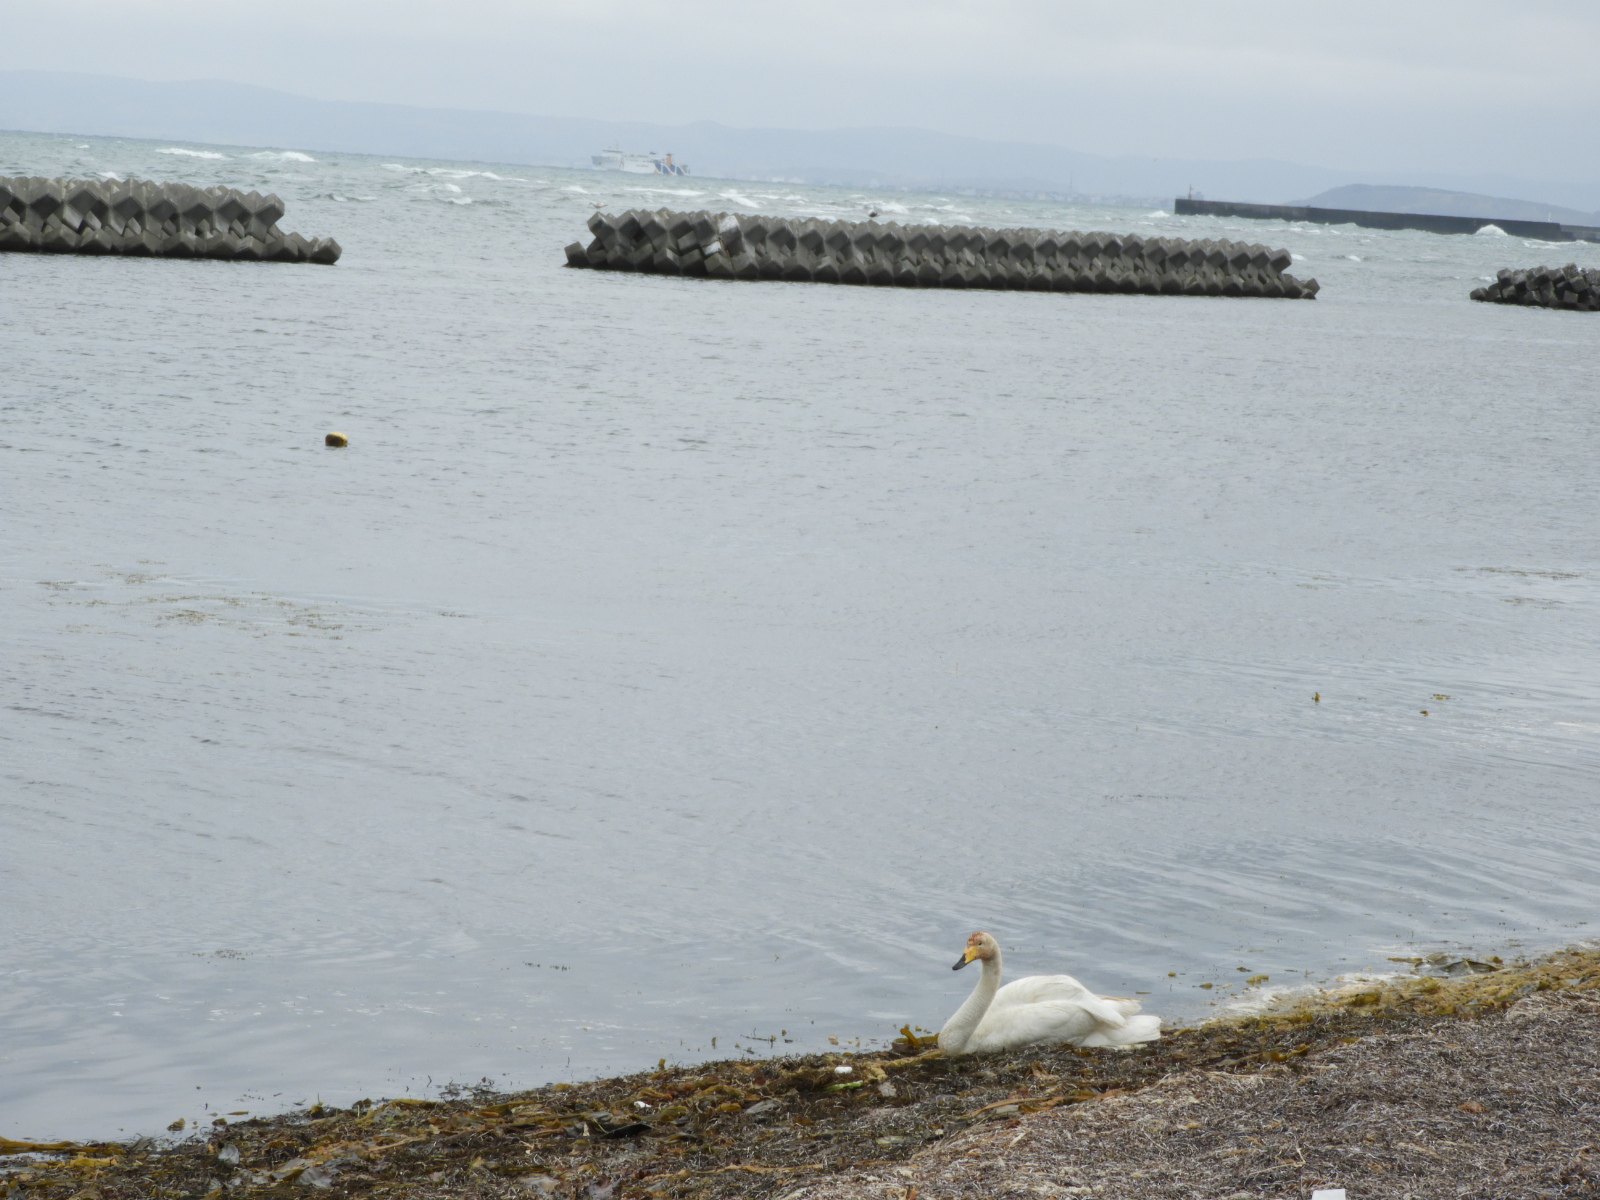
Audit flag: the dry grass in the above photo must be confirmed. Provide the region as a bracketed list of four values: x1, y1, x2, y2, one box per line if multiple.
[2, 946, 1596, 1200]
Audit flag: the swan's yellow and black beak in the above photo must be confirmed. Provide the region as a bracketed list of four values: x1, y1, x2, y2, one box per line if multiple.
[952, 945, 980, 971]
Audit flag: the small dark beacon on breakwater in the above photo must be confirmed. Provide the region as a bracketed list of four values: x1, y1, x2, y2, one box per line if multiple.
[0, 176, 341, 263]
[566, 210, 1319, 299]
[1472, 264, 1600, 311]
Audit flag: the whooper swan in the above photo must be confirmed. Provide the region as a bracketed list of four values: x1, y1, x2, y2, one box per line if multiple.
[937, 931, 1162, 1055]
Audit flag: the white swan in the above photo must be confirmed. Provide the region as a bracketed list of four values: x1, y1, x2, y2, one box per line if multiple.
[937, 931, 1162, 1055]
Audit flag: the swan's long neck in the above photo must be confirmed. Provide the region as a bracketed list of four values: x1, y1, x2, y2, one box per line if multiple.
[938, 949, 1003, 1054]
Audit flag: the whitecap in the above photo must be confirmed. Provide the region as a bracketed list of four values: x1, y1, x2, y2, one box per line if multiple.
[875, 201, 910, 215]
[1345, 254, 1363, 262]
[624, 186, 706, 197]
[1147, 210, 1168, 218]
[1475, 223, 1508, 237]
[560, 185, 590, 194]
[251, 150, 316, 163]
[442, 183, 463, 193]
[97, 171, 123, 181]
[718, 191, 759, 208]
[424, 168, 500, 181]
[157, 147, 227, 160]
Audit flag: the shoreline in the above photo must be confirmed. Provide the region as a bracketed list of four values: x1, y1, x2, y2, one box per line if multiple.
[3, 944, 1597, 1198]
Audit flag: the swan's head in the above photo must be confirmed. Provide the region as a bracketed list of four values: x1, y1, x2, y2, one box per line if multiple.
[952, 931, 999, 970]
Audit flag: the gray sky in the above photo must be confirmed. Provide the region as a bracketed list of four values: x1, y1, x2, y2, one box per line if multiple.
[3, 1, 1596, 183]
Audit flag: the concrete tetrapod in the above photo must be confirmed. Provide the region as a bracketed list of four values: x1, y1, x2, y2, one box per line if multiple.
[566, 210, 1318, 299]
[1471, 264, 1600, 311]
[0, 176, 341, 264]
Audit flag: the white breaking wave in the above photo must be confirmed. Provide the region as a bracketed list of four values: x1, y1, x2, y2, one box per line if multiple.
[1475, 224, 1508, 237]
[251, 150, 316, 163]
[717, 191, 759, 209]
[624, 186, 706, 198]
[381, 162, 520, 182]
[157, 148, 227, 160]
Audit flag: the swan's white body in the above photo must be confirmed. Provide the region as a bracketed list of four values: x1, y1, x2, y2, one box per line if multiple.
[937, 932, 1162, 1055]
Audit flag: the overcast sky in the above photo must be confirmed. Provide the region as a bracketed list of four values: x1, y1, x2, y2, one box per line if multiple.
[3, 1, 1595, 184]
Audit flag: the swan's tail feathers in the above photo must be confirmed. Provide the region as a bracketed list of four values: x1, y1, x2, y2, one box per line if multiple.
[1078, 1014, 1162, 1048]
[1103, 995, 1144, 1019]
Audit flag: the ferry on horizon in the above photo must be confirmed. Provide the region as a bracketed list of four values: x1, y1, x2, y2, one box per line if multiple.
[591, 148, 690, 176]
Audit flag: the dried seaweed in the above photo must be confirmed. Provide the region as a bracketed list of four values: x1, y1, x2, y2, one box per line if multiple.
[3, 946, 1596, 1200]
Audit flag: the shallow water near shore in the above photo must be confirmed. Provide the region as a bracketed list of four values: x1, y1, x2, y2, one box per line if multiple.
[3, 128, 1599, 1140]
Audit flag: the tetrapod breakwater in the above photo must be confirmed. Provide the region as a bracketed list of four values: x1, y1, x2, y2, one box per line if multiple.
[1175, 197, 1600, 244]
[1471, 264, 1599, 311]
[0, 177, 341, 263]
[566, 210, 1319, 298]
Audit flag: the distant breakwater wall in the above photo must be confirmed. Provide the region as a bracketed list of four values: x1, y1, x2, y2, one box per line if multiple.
[1472, 264, 1600, 311]
[566, 210, 1320, 299]
[1175, 197, 1600, 244]
[0, 177, 341, 263]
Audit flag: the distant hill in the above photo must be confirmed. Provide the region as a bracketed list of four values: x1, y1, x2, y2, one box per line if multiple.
[1303, 184, 1598, 226]
[1, 70, 1596, 215]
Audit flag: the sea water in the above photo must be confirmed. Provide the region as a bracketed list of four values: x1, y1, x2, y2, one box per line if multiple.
[2, 129, 1598, 1139]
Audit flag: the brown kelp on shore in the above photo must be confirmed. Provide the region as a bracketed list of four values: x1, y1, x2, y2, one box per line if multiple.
[3, 945, 1597, 1199]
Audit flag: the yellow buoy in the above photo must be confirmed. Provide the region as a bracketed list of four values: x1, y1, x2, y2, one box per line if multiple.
[325, 431, 349, 447]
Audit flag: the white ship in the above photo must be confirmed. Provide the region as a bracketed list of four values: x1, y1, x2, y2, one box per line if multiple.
[591, 148, 690, 176]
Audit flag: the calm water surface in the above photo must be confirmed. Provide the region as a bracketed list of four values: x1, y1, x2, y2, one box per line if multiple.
[3, 130, 1599, 1138]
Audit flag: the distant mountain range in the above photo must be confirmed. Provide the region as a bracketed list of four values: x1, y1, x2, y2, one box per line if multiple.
[2, 70, 1596, 216]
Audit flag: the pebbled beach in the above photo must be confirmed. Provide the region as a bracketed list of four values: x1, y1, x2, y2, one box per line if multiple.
[3, 945, 1596, 1199]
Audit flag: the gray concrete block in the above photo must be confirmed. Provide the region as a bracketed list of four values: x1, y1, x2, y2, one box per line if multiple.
[0, 223, 36, 251]
[557, 206, 1309, 298]
[38, 220, 79, 252]
[587, 211, 615, 242]
[0, 175, 335, 264]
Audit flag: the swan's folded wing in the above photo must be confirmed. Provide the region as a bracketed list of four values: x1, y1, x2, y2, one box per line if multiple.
[992, 974, 1129, 1028]
[969, 998, 1103, 1052]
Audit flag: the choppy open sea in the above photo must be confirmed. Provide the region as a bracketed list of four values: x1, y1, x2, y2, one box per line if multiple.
[3, 127, 1599, 1139]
